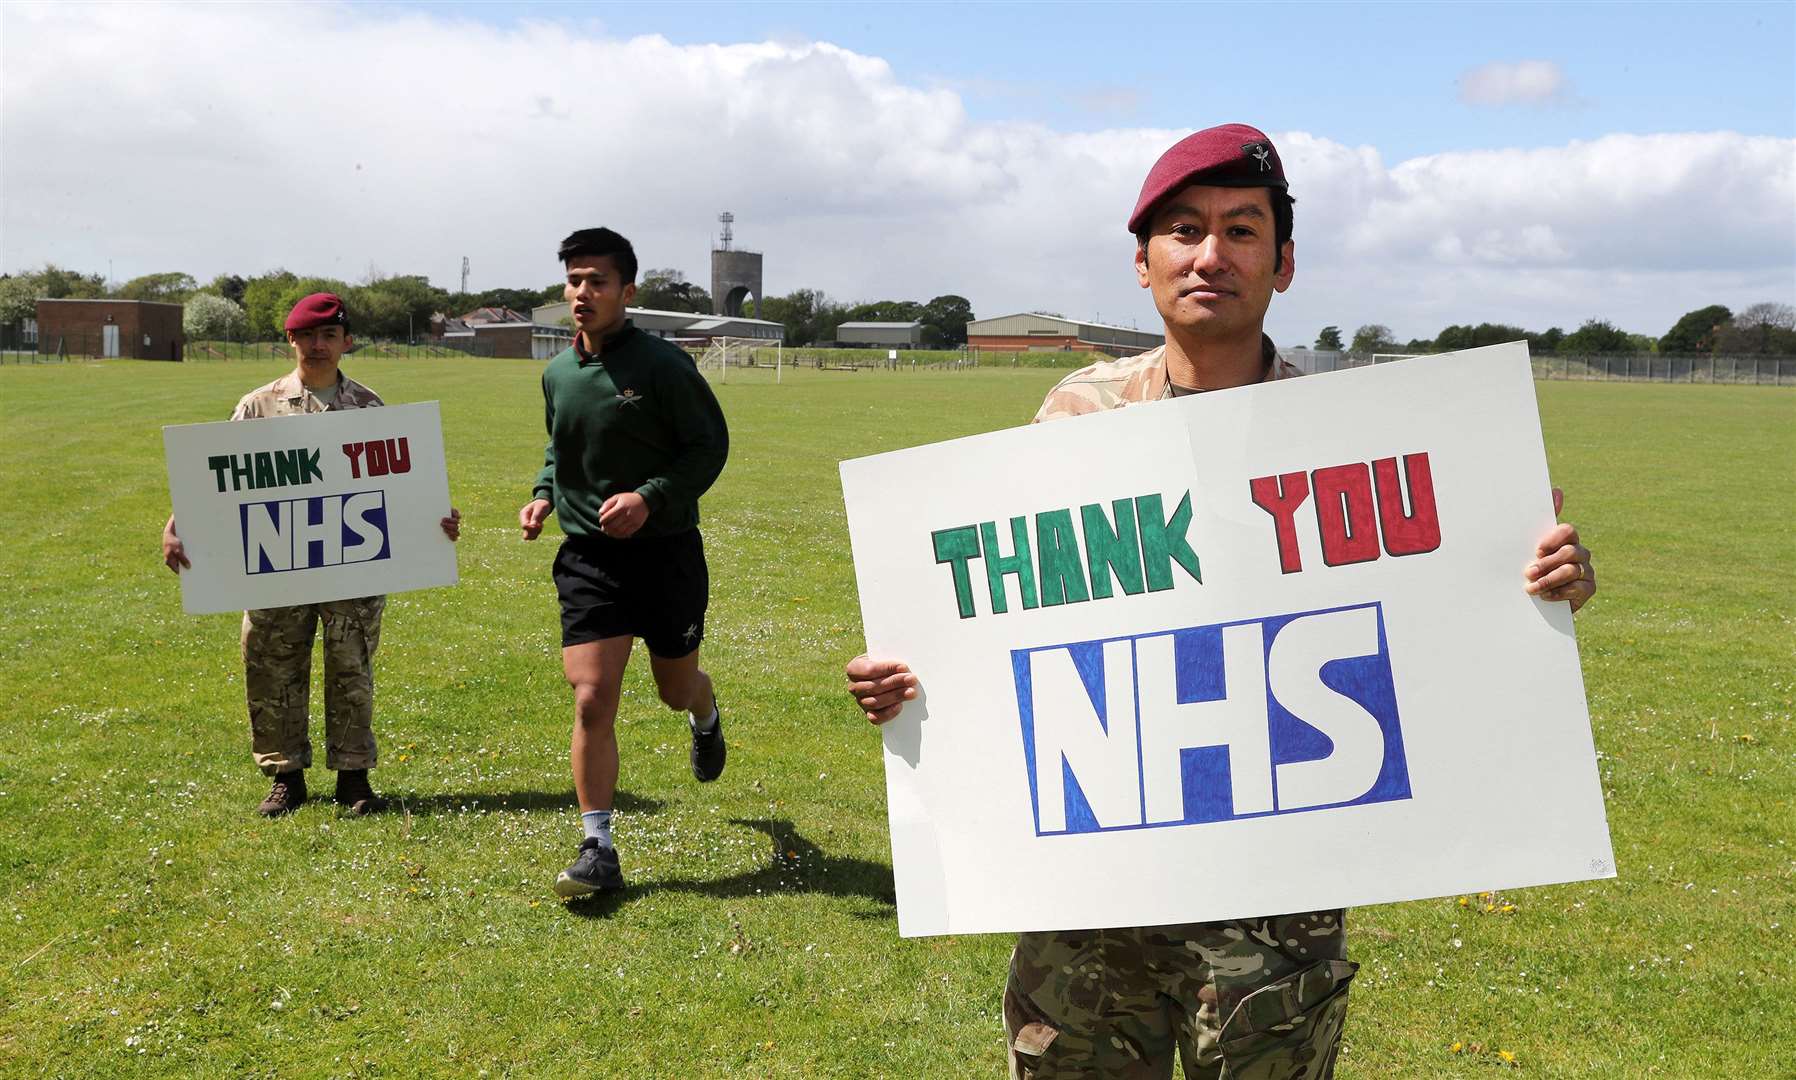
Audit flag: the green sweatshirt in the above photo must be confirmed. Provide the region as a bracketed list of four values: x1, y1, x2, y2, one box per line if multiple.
[532, 323, 729, 539]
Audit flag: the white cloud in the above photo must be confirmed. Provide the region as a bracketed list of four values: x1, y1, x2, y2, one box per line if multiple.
[2, 3, 1791, 345]
[1458, 60, 1573, 107]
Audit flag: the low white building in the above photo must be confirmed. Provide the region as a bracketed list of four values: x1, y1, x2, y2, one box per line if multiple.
[532, 302, 783, 344]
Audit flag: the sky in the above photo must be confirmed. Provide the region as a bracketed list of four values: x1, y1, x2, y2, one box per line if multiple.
[3, 0, 1792, 345]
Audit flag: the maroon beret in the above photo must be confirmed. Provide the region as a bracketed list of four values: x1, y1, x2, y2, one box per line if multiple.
[1127, 124, 1287, 234]
[285, 292, 349, 331]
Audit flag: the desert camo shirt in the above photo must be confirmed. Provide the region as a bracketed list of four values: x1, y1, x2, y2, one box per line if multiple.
[229, 370, 384, 420]
[1032, 335, 1301, 422]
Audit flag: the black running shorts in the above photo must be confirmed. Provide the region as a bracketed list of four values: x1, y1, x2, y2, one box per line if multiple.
[552, 528, 709, 655]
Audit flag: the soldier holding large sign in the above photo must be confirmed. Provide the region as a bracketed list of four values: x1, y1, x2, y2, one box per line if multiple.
[844, 127, 1598, 1079]
[161, 293, 462, 817]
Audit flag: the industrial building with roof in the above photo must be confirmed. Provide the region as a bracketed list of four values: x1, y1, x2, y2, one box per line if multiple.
[434, 306, 572, 360]
[531, 302, 784, 346]
[965, 312, 1162, 355]
[832, 321, 922, 348]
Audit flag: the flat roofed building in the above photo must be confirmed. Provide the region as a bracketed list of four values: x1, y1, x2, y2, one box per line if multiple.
[966, 312, 1162, 355]
[834, 321, 923, 348]
[35, 298, 185, 361]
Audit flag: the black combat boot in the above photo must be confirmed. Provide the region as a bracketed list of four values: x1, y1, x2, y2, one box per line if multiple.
[334, 769, 387, 815]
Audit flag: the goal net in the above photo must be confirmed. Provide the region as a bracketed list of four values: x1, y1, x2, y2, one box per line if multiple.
[694, 336, 785, 384]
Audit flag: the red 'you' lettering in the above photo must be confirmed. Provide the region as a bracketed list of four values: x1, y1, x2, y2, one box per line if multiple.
[1249, 471, 1311, 574]
[365, 439, 389, 476]
[1312, 463, 1379, 566]
[341, 442, 365, 478]
[387, 437, 411, 475]
[1373, 453, 1441, 556]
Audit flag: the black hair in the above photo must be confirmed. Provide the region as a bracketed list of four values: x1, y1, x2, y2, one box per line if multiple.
[557, 227, 638, 283]
[1135, 190, 1296, 273]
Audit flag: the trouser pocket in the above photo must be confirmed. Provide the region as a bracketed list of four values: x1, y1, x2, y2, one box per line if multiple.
[1217, 958, 1358, 1079]
[1003, 982, 1062, 1079]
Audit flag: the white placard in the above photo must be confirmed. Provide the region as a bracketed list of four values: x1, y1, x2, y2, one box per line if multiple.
[841, 343, 1613, 937]
[164, 402, 457, 614]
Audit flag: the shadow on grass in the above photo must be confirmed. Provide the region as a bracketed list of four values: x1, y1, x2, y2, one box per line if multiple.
[392, 789, 667, 817]
[564, 817, 896, 917]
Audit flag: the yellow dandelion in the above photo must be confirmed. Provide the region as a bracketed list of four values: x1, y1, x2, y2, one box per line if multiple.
[1449, 1041, 1464, 1053]
[1498, 1049, 1516, 1064]
[1458, 896, 1469, 907]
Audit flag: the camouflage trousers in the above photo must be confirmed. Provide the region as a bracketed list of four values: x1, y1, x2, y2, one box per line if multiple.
[1005, 911, 1355, 1080]
[242, 596, 384, 775]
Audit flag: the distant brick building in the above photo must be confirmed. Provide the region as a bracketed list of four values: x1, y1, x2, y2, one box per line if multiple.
[966, 312, 1163, 355]
[35, 299, 185, 360]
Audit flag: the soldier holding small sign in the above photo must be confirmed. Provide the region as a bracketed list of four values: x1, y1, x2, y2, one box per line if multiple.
[846, 127, 1597, 1079]
[160, 293, 462, 817]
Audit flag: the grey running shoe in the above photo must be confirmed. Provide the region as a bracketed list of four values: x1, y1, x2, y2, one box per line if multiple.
[554, 837, 623, 897]
[690, 699, 726, 783]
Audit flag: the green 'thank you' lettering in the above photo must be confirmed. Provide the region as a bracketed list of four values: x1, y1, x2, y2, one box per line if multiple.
[930, 491, 1201, 619]
[207, 448, 324, 493]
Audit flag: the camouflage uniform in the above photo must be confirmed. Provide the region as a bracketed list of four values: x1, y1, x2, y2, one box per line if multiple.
[231, 371, 388, 776]
[1007, 339, 1356, 1080]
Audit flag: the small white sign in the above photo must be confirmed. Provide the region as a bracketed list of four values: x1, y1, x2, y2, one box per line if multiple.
[841, 343, 1613, 937]
[888, 349, 899, 361]
[164, 402, 457, 614]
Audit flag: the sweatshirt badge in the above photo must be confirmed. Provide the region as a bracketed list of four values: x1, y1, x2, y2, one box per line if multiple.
[617, 388, 645, 408]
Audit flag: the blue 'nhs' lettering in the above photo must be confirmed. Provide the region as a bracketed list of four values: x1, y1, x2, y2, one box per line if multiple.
[240, 491, 391, 575]
[1012, 603, 1410, 835]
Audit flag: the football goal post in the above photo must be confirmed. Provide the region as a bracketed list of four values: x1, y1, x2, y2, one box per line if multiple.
[695, 337, 784, 383]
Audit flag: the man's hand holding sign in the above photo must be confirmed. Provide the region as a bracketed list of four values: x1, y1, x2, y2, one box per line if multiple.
[840, 126, 1607, 1080]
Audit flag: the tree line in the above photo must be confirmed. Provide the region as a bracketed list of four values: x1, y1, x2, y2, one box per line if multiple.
[0, 263, 973, 349]
[1315, 302, 1796, 358]
[0, 266, 569, 343]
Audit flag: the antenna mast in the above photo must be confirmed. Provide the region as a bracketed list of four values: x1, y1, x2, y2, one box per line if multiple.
[460, 256, 470, 294]
[717, 212, 734, 252]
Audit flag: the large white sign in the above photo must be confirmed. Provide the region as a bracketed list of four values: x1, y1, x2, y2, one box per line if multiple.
[164, 402, 457, 614]
[841, 343, 1613, 938]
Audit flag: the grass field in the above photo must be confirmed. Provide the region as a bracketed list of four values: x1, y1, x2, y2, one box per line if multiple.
[0, 358, 1790, 1077]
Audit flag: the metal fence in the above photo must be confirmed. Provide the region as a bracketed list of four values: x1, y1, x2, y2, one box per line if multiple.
[2, 335, 499, 363]
[1284, 350, 1795, 386]
[180, 339, 496, 361]
[7, 334, 1791, 384]
[1528, 353, 1793, 384]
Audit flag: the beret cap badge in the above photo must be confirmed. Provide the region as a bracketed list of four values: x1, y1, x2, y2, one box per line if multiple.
[1126, 123, 1288, 233]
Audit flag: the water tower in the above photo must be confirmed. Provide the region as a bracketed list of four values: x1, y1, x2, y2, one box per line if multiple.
[710, 211, 763, 318]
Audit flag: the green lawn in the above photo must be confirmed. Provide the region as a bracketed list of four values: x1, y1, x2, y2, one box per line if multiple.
[0, 359, 1789, 1077]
